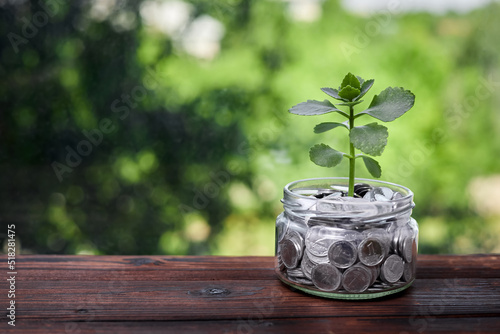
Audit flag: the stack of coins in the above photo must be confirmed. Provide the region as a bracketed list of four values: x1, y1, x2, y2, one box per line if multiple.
[276, 189, 417, 294]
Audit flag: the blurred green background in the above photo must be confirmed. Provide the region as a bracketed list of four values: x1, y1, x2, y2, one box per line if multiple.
[1, 0, 500, 256]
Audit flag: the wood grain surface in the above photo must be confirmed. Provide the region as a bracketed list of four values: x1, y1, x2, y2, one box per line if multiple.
[1, 254, 499, 333]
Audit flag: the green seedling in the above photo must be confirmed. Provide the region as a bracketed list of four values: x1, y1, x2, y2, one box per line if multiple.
[289, 72, 415, 197]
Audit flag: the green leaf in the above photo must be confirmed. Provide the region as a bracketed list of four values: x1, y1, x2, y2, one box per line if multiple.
[289, 99, 341, 116]
[314, 122, 348, 134]
[361, 156, 382, 178]
[338, 100, 364, 107]
[341, 72, 361, 90]
[363, 87, 415, 122]
[356, 75, 365, 85]
[309, 144, 344, 168]
[350, 123, 388, 156]
[321, 87, 348, 102]
[354, 79, 374, 101]
[338, 85, 361, 101]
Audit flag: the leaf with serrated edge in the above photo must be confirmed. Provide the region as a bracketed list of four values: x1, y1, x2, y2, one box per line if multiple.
[289, 99, 341, 116]
[354, 79, 374, 101]
[341, 73, 361, 90]
[364, 87, 415, 122]
[350, 123, 388, 156]
[338, 85, 361, 101]
[361, 156, 382, 178]
[314, 122, 348, 134]
[309, 144, 344, 168]
[321, 87, 348, 101]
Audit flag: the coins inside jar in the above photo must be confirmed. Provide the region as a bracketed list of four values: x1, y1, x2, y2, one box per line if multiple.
[276, 184, 417, 295]
[311, 263, 342, 291]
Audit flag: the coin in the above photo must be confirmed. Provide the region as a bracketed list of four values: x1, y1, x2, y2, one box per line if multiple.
[342, 264, 372, 293]
[362, 228, 390, 243]
[306, 237, 336, 257]
[305, 249, 330, 265]
[401, 236, 415, 263]
[289, 276, 314, 286]
[328, 240, 357, 269]
[305, 226, 340, 257]
[364, 264, 380, 285]
[380, 254, 404, 283]
[358, 237, 386, 266]
[373, 187, 394, 201]
[313, 189, 337, 199]
[374, 193, 390, 202]
[277, 254, 285, 271]
[402, 261, 414, 282]
[342, 230, 362, 243]
[280, 238, 302, 269]
[311, 263, 342, 291]
[392, 191, 404, 200]
[354, 183, 372, 198]
[276, 213, 289, 243]
[300, 252, 314, 279]
[287, 268, 306, 278]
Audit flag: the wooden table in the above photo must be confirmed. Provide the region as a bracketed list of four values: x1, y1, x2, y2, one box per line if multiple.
[2, 254, 500, 333]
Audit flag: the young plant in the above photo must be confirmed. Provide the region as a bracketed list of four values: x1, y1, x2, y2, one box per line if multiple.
[289, 73, 415, 197]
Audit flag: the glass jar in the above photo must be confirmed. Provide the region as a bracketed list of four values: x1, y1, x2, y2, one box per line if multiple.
[275, 177, 418, 299]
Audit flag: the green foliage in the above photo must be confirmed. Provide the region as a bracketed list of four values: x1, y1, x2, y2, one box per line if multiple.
[2, 0, 500, 256]
[350, 123, 388, 157]
[313, 122, 348, 134]
[289, 99, 342, 116]
[309, 144, 344, 168]
[361, 156, 382, 179]
[289, 73, 415, 196]
[362, 87, 416, 122]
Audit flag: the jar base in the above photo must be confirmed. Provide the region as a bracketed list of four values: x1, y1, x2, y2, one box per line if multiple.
[276, 268, 414, 300]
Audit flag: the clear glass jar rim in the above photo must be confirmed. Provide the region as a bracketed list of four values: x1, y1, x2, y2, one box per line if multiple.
[284, 177, 413, 202]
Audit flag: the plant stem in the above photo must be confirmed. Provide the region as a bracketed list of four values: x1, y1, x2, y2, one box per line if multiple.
[348, 106, 355, 197]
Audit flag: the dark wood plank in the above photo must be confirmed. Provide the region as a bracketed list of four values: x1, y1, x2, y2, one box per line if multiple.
[15, 255, 275, 281]
[11, 254, 500, 282]
[3, 317, 500, 334]
[2, 254, 500, 333]
[13, 277, 500, 321]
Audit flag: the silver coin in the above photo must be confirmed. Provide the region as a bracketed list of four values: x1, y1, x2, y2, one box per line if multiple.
[392, 191, 403, 200]
[401, 236, 415, 263]
[342, 265, 372, 293]
[343, 230, 362, 243]
[305, 226, 342, 257]
[391, 228, 402, 253]
[289, 276, 314, 286]
[364, 264, 380, 285]
[277, 255, 285, 271]
[374, 193, 390, 202]
[362, 228, 390, 244]
[287, 267, 306, 278]
[287, 228, 306, 247]
[276, 213, 289, 243]
[305, 249, 330, 265]
[300, 252, 314, 279]
[380, 254, 404, 283]
[328, 240, 357, 269]
[402, 261, 414, 282]
[363, 189, 374, 201]
[323, 191, 344, 199]
[280, 238, 302, 269]
[379, 186, 394, 200]
[306, 237, 336, 257]
[358, 237, 386, 266]
[311, 263, 342, 291]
